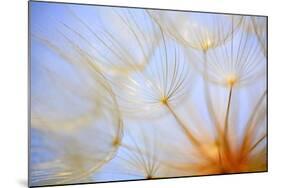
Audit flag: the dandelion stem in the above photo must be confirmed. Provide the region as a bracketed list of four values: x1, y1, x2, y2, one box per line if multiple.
[224, 85, 233, 139]
[217, 144, 226, 172]
[164, 102, 219, 164]
[249, 134, 266, 152]
[222, 85, 233, 156]
[165, 103, 200, 146]
[240, 91, 266, 157]
[202, 51, 220, 133]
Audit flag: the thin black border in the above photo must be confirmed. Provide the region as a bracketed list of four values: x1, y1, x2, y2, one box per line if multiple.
[28, 1, 31, 187]
[28, 1, 269, 187]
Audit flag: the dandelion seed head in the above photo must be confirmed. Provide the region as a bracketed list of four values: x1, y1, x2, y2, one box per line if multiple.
[201, 38, 214, 51]
[185, 18, 266, 88]
[160, 96, 169, 105]
[111, 32, 193, 118]
[242, 17, 266, 50]
[112, 137, 122, 147]
[30, 2, 267, 185]
[225, 73, 238, 86]
[149, 10, 243, 51]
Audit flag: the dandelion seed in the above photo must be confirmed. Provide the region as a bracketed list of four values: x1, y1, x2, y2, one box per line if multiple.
[110, 29, 193, 118]
[31, 25, 124, 185]
[30, 2, 267, 185]
[242, 16, 267, 56]
[93, 123, 166, 181]
[186, 18, 266, 87]
[149, 10, 243, 51]
[57, 6, 161, 75]
[251, 17, 267, 56]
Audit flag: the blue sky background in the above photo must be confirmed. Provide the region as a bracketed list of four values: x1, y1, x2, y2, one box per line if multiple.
[30, 1, 267, 186]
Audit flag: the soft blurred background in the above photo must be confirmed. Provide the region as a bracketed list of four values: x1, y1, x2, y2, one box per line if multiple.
[30, 1, 267, 187]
